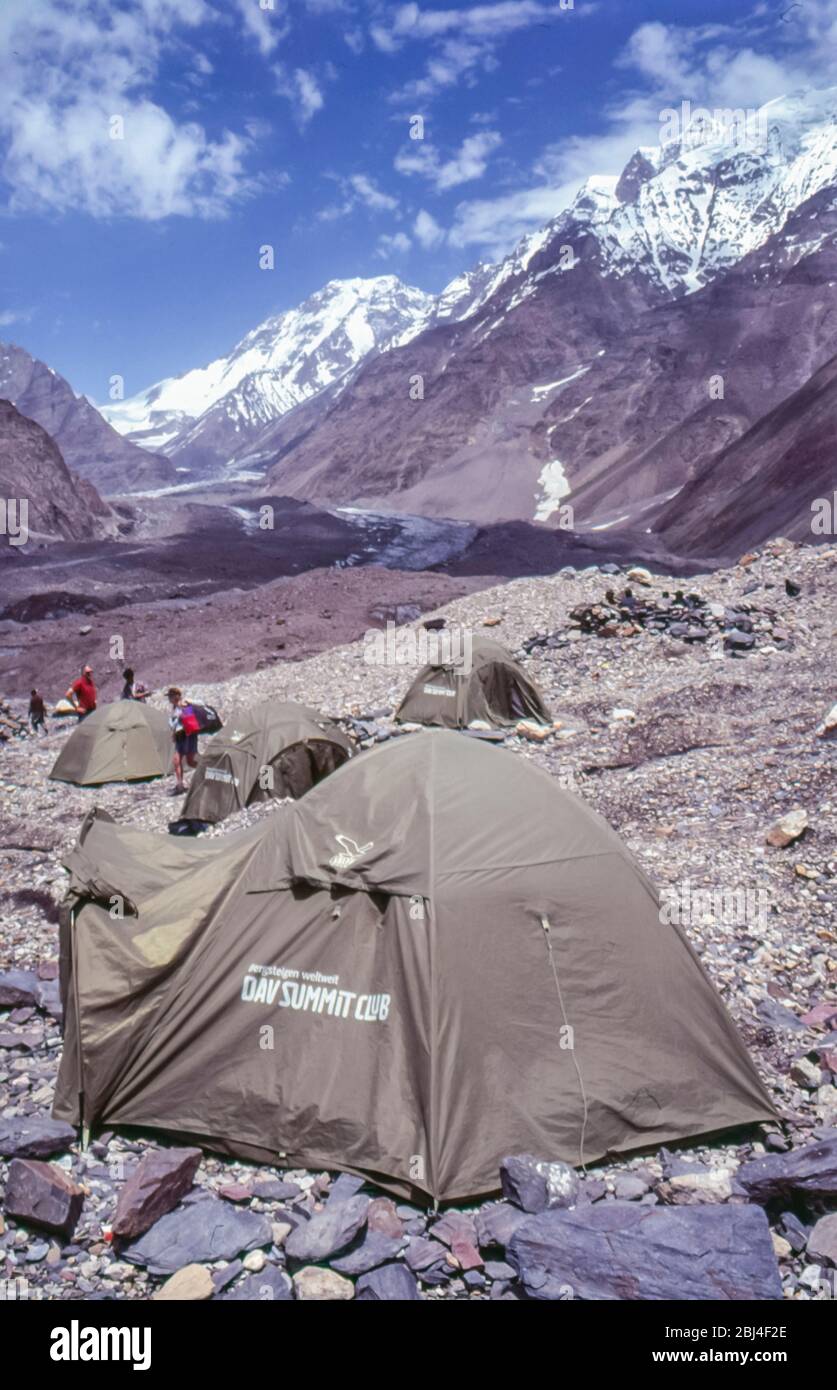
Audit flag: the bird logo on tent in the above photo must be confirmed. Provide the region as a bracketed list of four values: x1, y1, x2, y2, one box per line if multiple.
[329, 834, 374, 870]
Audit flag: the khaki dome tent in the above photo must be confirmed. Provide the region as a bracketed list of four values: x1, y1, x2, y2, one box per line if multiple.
[49, 702, 172, 786]
[54, 734, 774, 1203]
[180, 700, 353, 826]
[395, 633, 551, 728]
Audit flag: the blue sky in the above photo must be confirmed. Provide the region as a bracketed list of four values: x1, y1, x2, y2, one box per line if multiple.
[1, 0, 836, 400]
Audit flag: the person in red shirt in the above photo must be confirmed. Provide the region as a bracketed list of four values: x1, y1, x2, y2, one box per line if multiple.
[65, 664, 97, 720]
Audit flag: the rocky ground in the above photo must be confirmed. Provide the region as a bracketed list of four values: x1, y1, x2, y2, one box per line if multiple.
[0, 536, 835, 1300]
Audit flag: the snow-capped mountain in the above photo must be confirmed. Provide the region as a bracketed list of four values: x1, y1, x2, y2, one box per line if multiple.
[259, 84, 837, 548]
[102, 276, 441, 476]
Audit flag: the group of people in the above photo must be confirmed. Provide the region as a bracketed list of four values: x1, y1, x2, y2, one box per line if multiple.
[28, 665, 199, 795]
[29, 664, 146, 733]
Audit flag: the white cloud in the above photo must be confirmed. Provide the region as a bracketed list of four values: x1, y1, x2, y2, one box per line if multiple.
[0, 308, 34, 328]
[235, 0, 287, 57]
[274, 65, 325, 125]
[396, 131, 502, 190]
[376, 231, 412, 257]
[413, 208, 445, 248]
[317, 171, 400, 222]
[0, 0, 264, 220]
[372, 2, 573, 100]
[349, 174, 399, 212]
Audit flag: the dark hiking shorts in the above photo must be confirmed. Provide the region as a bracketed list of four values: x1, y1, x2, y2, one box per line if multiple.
[175, 732, 198, 756]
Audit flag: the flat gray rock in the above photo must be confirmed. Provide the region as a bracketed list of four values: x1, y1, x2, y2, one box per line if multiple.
[0, 1116, 77, 1159]
[738, 1138, 837, 1202]
[356, 1264, 421, 1300]
[331, 1229, 405, 1275]
[508, 1202, 782, 1301]
[123, 1195, 272, 1274]
[285, 1194, 369, 1263]
[0, 969, 39, 1008]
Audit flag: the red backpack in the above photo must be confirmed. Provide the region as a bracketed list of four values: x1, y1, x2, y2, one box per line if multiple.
[179, 704, 201, 735]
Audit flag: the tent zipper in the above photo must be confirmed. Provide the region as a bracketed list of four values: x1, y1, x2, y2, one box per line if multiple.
[540, 915, 589, 1172]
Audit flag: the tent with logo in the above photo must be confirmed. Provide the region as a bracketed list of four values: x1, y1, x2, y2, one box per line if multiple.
[179, 700, 353, 826]
[49, 702, 172, 786]
[395, 633, 551, 728]
[54, 733, 775, 1203]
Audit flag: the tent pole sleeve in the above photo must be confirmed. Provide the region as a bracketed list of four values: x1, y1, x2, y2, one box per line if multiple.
[70, 905, 87, 1140]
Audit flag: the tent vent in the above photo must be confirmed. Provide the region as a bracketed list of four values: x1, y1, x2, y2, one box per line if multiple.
[540, 915, 589, 1172]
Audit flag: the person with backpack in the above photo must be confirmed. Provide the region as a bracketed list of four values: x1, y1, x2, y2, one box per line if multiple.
[166, 687, 199, 794]
[121, 668, 150, 701]
[166, 687, 223, 793]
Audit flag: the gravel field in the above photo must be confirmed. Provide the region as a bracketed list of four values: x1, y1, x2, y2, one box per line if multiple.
[1, 537, 835, 1301]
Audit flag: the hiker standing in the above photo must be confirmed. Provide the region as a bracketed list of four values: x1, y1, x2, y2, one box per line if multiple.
[121, 668, 150, 701]
[65, 665, 97, 721]
[28, 689, 47, 736]
[167, 686, 198, 794]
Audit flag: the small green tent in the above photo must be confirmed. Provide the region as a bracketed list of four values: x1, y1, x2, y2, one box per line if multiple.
[49, 702, 172, 786]
[180, 701, 353, 825]
[54, 733, 774, 1203]
[396, 633, 551, 728]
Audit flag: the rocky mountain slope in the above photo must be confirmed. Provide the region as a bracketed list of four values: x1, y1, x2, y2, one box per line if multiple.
[655, 351, 837, 560]
[0, 538, 835, 1301]
[102, 277, 449, 478]
[0, 400, 115, 545]
[0, 344, 175, 496]
[260, 88, 837, 545]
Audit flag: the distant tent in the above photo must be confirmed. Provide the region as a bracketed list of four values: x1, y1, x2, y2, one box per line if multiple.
[49, 702, 172, 786]
[180, 701, 354, 825]
[55, 734, 775, 1203]
[395, 633, 551, 728]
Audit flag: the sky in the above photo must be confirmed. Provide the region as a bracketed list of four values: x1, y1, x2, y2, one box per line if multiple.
[1, 0, 836, 401]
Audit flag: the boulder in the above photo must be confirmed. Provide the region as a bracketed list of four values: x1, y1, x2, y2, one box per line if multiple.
[430, 1211, 482, 1270]
[0, 969, 39, 1008]
[4, 1159, 84, 1236]
[112, 1147, 202, 1240]
[252, 1178, 301, 1202]
[293, 1267, 354, 1300]
[0, 1116, 77, 1159]
[285, 1195, 369, 1263]
[326, 1172, 366, 1205]
[657, 1169, 735, 1205]
[331, 1230, 406, 1275]
[404, 1236, 451, 1283]
[806, 1214, 837, 1267]
[356, 1264, 421, 1300]
[366, 1196, 403, 1239]
[152, 1264, 214, 1301]
[765, 808, 808, 848]
[475, 1200, 530, 1248]
[815, 704, 837, 739]
[500, 1154, 579, 1214]
[737, 1138, 837, 1202]
[509, 1203, 782, 1301]
[123, 1195, 272, 1274]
